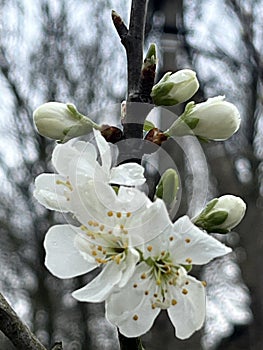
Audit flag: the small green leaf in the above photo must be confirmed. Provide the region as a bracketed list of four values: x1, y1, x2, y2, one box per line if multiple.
[184, 116, 199, 129]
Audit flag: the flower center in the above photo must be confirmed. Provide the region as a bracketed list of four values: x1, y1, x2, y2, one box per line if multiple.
[146, 251, 180, 309]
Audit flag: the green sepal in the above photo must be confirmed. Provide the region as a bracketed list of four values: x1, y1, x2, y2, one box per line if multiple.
[184, 116, 199, 130]
[143, 119, 156, 132]
[181, 264, 192, 272]
[205, 210, 228, 225]
[206, 227, 229, 234]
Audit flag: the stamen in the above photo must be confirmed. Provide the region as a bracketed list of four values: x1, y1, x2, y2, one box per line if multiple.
[171, 299, 177, 305]
[147, 246, 153, 252]
[151, 303, 156, 309]
[185, 258, 192, 264]
[97, 246, 103, 251]
[169, 236, 174, 241]
[133, 315, 139, 321]
[144, 290, 149, 295]
[100, 225, 105, 231]
[202, 281, 207, 287]
[126, 212, 131, 217]
[182, 288, 188, 295]
[116, 212, 122, 218]
[91, 251, 97, 256]
[185, 238, 191, 243]
[133, 284, 138, 288]
[107, 211, 113, 217]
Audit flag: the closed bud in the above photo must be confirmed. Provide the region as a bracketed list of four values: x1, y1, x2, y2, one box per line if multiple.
[151, 69, 199, 106]
[155, 169, 179, 210]
[33, 102, 101, 142]
[194, 195, 246, 233]
[166, 96, 241, 141]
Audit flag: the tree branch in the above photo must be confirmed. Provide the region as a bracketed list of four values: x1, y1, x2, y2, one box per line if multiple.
[0, 293, 47, 350]
[0, 293, 63, 350]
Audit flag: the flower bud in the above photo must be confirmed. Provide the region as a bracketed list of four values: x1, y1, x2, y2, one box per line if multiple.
[193, 195, 246, 233]
[155, 169, 179, 211]
[151, 69, 199, 106]
[33, 102, 101, 142]
[166, 96, 241, 141]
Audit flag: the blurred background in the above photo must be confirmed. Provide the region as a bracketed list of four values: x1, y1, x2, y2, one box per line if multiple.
[0, 0, 262, 349]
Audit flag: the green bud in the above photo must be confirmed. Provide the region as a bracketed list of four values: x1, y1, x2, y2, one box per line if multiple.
[194, 195, 246, 233]
[155, 169, 179, 210]
[151, 69, 199, 106]
[33, 102, 101, 142]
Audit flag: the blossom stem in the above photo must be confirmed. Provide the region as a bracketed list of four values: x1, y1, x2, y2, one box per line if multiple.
[118, 331, 145, 350]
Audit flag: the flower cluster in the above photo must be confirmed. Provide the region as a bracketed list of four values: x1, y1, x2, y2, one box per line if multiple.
[33, 66, 246, 340]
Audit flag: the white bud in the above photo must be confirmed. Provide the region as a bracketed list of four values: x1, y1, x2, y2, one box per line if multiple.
[155, 168, 179, 211]
[166, 96, 241, 141]
[33, 102, 100, 142]
[151, 69, 199, 106]
[194, 195, 246, 233]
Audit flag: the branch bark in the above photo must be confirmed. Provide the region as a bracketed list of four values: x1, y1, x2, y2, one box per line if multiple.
[0, 293, 47, 350]
[0, 293, 63, 350]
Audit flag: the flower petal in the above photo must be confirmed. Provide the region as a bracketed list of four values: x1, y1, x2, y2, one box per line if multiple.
[106, 263, 160, 337]
[93, 129, 112, 172]
[72, 261, 122, 302]
[44, 225, 97, 278]
[118, 248, 140, 288]
[34, 173, 71, 212]
[167, 273, 206, 339]
[110, 163, 146, 186]
[169, 216, 231, 265]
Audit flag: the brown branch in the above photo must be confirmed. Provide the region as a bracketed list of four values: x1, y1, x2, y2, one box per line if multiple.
[0, 293, 63, 350]
[0, 292, 47, 350]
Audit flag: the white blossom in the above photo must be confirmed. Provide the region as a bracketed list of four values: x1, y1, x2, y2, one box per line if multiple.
[34, 129, 146, 212]
[106, 216, 231, 339]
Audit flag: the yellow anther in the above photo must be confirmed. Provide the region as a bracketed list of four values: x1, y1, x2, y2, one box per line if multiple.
[185, 258, 192, 264]
[103, 250, 107, 255]
[171, 299, 177, 305]
[133, 314, 139, 321]
[120, 224, 124, 230]
[151, 303, 156, 310]
[126, 212, 131, 217]
[156, 279, 161, 286]
[161, 251, 165, 256]
[100, 225, 105, 231]
[153, 293, 158, 298]
[88, 220, 93, 226]
[185, 281, 189, 285]
[182, 288, 188, 295]
[144, 290, 149, 295]
[116, 212, 122, 218]
[80, 225, 86, 231]
[147, 246, 153, 252]
[202, 280, 207, 287]
[169, 236, 174, 241]
[141, 273, 147, 279]
[91, 251, 97, 256]
[133, 284, 138, 288]
[108, 230, 112, 234]
[123, 229, 128, 234]
[107, 211, 113, 217]
[97, 246, 102, 251]
[185, 238, 191, 243]
[93, 221, 99, 227]
[114, 255, 121, 264]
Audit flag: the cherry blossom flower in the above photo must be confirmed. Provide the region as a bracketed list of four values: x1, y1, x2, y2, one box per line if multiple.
[34, 129, 146, 212]
[106, 216, 231, 339]
[43, 181, 171, 303]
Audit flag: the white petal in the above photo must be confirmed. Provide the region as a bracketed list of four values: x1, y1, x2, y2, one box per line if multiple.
[169, 216, 231, 265]
[34, 173, 71, 212]
[106, 263, 160, 337]
[72, 261, 122, 302]
[118, 249, 140, 288]
[52, 142, 79, 175]
[93, 129, 112, 172]
[127, 198, 171, 246]
[44, 225, 97, 278]
[110, 163, 146, 186]
[168, 274, 206, 339]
